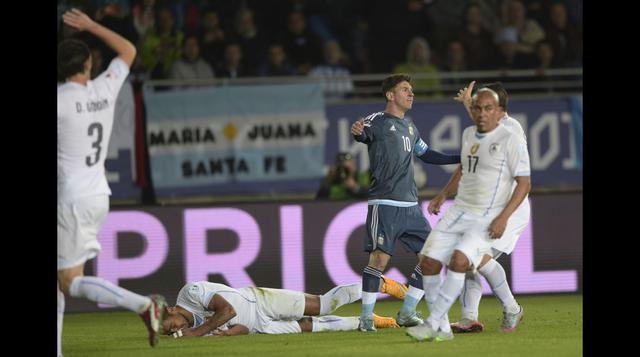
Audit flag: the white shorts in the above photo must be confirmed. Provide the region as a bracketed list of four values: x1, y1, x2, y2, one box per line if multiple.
[491, 198, 531, 255]
[420, 205, 494, 268]
[252, 288, 306, 334]
[57, 195, 109, 270]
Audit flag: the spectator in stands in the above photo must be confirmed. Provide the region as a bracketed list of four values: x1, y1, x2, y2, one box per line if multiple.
[216, 43, 252, 78]
[544, 1, 582, 67]
[280, 10, 323, 75]
[169, 35, 215, 83]
[457, 2, 498, 70]
[494, 27, 535, 72]
[93, 2, 139, 65]
[316, 152, 368, 200]
[441, 41, 468, 87]
[197, 7, 226, 70]
[132, 0, 156, 41]
[393, 36, 442, 97]
[232, 7, 269, 76]
[500, 0, 545, 56]
[309, 40, 354, 99]
[259, 43, 297, 77]
[532, 40, 556, 84]
[139, 7, 184, 80]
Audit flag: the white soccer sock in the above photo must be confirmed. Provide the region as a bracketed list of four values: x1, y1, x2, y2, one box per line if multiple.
[422, 274, 441, 312]
[459, 271, 483, 321]
[320, 283, 361, 315]
[479, 259, 519, 314]
[422, 273, 450, 332]
[427, 271, 465, 331]
[69, 276, 151, 313]
[57, 285, 65, 357]
[311, 316, 360, 332]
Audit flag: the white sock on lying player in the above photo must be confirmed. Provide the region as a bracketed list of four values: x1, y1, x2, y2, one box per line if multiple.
[311, 316, 360, 332]
[319, 283, 362, 315]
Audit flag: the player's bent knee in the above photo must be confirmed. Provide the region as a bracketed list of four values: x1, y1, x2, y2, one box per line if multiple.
[57, 266, 84, 295]
[420, 256, 442, 275]
[367, 250, 390, 270]
[448, 250, 470, 273]
[298, 317, 313, 332]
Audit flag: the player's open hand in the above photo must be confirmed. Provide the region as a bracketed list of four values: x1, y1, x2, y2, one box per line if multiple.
[351, 118, 365, 136]
[62, 8, 97, 32]
[488, 214, 507, 239]
[454, 81, 475, 108]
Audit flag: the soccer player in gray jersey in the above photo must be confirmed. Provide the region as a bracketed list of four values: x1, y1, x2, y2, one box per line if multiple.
[350, 74, 461, 331]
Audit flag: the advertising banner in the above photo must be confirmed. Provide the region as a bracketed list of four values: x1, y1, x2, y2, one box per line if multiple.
[143, 83, 328, 197]
[66, 194, 582, 312]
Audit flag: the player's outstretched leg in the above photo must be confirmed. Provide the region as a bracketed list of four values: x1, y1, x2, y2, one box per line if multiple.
[319, 283, 361, 315]
[68, 276, 167, 347]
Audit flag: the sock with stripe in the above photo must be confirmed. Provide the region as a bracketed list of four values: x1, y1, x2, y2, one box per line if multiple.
[427, 271, 465, 332]
[69, 276, 151, 313]
[312, 316, 360, 332]
[479, 259, 519, 314]
[320, 283, 361, 315]
[399, 265, 425, 315]
[460, 271, 483, 321]
[361, 266, 382, 318]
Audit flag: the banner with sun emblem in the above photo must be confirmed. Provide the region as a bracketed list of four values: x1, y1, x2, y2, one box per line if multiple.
[144, 83, 328, 196]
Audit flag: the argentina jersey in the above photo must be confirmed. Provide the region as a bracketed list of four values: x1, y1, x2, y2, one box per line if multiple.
[360, 112, 428, 203]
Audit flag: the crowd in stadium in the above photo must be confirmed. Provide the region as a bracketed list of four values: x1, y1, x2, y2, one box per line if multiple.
[58, 0, 582, 91]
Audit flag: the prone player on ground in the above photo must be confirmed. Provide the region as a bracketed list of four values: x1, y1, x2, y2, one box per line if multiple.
[163, 278, 406, 337]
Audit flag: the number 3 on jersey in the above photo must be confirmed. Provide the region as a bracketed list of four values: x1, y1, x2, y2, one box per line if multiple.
[86, 123, 103, 167]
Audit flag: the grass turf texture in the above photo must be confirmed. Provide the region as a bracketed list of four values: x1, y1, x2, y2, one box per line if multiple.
[62, 293, 581, 356]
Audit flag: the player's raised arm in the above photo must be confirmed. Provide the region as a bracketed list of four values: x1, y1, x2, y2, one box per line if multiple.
[63, 8, 136, 67]
[454, 81, 476, 120]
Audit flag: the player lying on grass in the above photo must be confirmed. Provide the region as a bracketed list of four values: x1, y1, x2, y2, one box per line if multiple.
[163, 277, 406, 337]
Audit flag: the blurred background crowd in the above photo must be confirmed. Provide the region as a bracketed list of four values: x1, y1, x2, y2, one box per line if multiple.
[58, 0, 582, 97]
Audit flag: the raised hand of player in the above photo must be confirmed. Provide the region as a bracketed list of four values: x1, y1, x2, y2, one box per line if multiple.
[453, 81, 475, 108]
[488, 214, 508, 239]
[351, 118, 365, 136]
[427, 192, 446, 215]
[62, 8, 97, 32]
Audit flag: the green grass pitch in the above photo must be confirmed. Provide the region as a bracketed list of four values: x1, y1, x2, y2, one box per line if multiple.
[62, 293, 582, 356]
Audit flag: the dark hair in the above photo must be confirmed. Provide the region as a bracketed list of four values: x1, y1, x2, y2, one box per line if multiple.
[58, 39, 90, 81]
[482, 82, 508, 111]
[381, 74, 411, 100]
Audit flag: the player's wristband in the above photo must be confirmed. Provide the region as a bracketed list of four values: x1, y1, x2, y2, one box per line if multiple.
[172, 329, 184, 338]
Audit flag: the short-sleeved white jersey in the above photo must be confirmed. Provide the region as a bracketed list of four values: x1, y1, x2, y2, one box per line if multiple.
[455, 124, 530, 216]
[176, 281, 259, 332]
[57, 58, 129, 202]
[499, 114, 526, 142]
